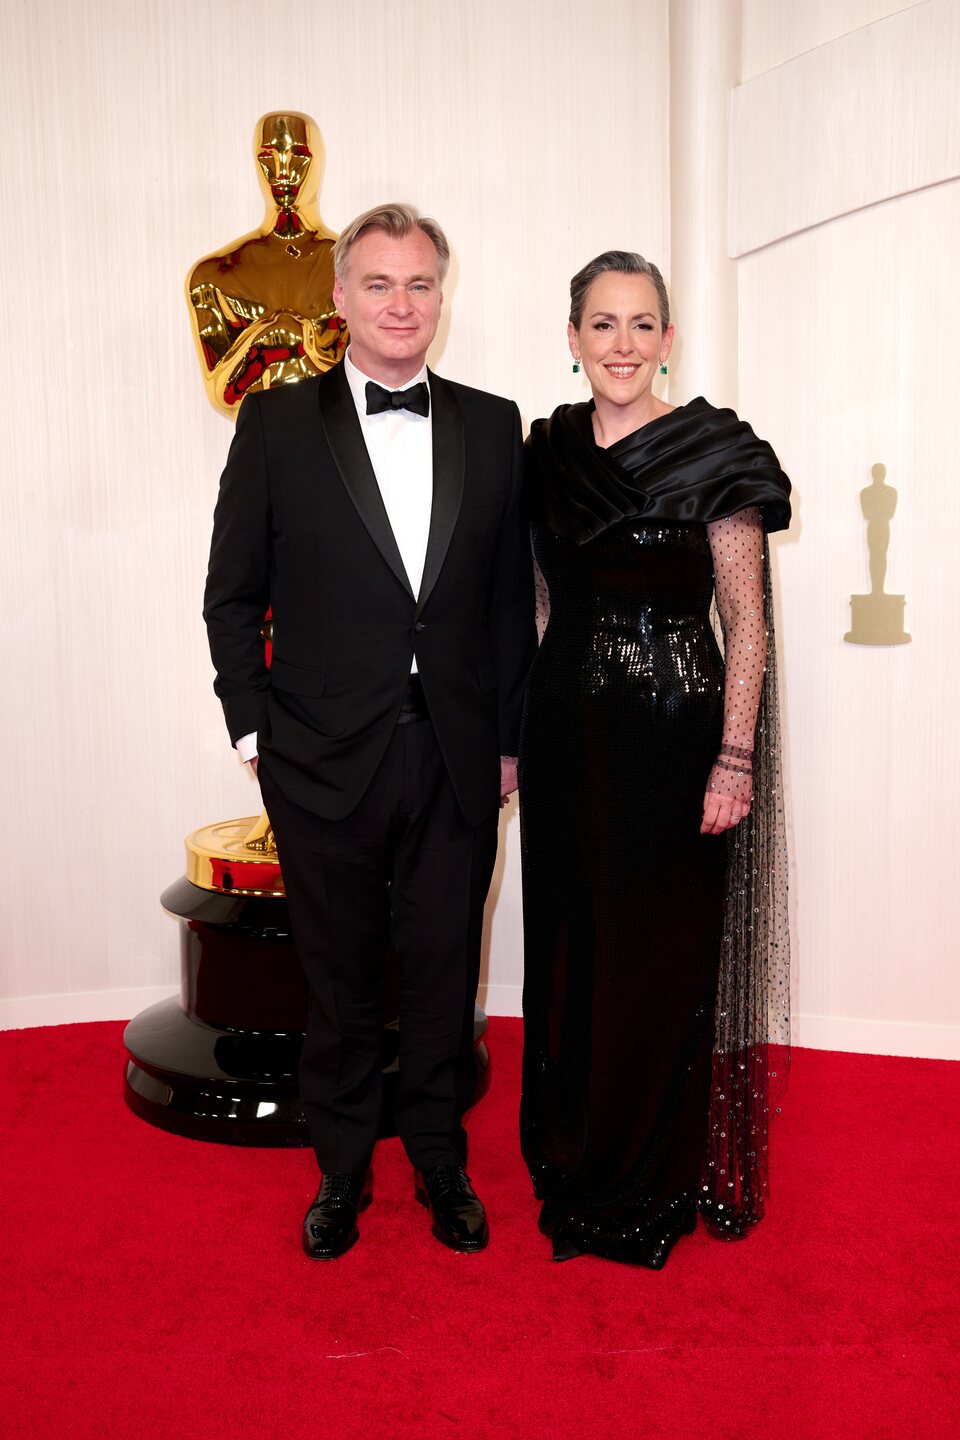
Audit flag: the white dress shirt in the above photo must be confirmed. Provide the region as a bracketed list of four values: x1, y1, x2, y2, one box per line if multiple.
[235, 349, 433, 763]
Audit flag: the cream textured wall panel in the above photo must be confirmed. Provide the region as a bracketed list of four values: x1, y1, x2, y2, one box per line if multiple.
[730, 0, 960, 256]
[740, 0, 928, 79]
[738, 179, 960, 1055]
[668, 0, 740, 409]
[0, 0, 669, 1020]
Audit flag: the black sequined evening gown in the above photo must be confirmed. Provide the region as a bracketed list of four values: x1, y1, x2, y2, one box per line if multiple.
[519, 399, 792, 1269]
[520, 518, 726, 1266]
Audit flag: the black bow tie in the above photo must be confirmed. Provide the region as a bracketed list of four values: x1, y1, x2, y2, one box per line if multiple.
[365, 379, 430, 418]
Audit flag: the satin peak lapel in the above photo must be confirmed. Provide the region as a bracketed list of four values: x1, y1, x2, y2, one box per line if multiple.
[417, 372, 464, 614]
[317, 365, 414, 597]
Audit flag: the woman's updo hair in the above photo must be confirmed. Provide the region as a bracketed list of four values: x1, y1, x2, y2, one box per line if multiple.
[569, 251, 670, 331]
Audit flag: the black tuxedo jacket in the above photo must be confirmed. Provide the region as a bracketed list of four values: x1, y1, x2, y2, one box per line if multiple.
[204, 362, 537, 825]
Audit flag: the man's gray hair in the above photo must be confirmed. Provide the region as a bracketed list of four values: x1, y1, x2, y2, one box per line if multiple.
[569, 250, 670, 331]
[333, 202, 451, 284]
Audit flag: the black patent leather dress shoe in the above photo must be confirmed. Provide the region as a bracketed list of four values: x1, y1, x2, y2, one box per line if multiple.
[302, 1170, 372, 1259]
[414, 1164, 489, 1252]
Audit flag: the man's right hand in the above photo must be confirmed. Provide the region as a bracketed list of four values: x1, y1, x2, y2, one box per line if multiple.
[249, 756, 259, 778]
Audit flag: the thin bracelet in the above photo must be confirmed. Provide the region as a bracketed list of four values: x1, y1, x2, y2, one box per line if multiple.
[714, 756, 752, 776]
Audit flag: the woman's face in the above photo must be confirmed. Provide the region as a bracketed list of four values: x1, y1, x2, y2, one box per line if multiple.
[568, 272, 673, 411]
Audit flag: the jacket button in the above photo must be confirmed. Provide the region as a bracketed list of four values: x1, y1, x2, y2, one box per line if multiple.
[414, 622, 426, 632]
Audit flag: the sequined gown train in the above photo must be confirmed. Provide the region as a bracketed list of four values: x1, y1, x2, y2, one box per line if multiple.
[519, 399, 792, 1269]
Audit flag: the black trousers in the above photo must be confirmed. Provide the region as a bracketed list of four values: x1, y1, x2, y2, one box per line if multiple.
[258, 710, 499, 1174]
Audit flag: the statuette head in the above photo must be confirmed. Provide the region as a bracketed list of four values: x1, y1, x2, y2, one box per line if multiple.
[254, 112, 322, 213]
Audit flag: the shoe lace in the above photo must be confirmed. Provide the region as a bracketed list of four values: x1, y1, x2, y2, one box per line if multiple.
[321, 1172, 363, 1201]
[427, 1165, 471, 1199]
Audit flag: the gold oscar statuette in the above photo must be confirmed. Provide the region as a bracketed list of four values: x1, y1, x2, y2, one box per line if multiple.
[845, 462, 911, 646]
[123, 120, 490, 1143]
[186, 110, 347, 417]
[186, 112, 348, 880]
[124, 121, 347, 1143]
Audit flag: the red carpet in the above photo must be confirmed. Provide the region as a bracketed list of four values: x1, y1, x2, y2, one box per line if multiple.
[2, 1018, 958, 1439]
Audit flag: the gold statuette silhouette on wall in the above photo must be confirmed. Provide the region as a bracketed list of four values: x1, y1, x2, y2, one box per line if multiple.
[186, 111, 347, 416]
[845, 462, 911, 646]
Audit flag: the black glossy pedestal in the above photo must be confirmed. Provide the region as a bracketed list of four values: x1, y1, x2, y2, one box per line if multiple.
[124, 875, 489, 1146]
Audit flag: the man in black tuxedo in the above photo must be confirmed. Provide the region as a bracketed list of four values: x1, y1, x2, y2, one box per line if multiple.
[204, 203, 536, 1257]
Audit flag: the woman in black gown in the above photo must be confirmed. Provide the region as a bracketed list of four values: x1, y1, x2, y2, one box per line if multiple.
[519, 252, 791, 1268]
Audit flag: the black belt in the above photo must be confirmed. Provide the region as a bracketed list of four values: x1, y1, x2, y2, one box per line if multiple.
[397, 674, 429, 725]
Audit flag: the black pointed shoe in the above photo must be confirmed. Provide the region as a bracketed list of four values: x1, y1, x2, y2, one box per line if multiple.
[302, 1170, 372, 1259]
[414, 1164, 489, 1253]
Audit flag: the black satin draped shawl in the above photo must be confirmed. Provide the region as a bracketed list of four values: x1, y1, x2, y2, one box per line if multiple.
[527, 396, 791, 541]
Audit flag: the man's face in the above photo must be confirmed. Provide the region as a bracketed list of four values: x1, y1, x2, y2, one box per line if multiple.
[333, 228, 443, 384]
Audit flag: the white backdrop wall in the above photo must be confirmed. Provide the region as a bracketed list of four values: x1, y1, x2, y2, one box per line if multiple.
[3, 0, 958, 1061]
[739, 0, 928, 78]
[733, 0, 960, 1057]
[0, 0, 669, 1025]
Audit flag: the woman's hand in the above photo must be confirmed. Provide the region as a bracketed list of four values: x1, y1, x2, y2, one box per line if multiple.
[700, 755, 753, 834]
[700, 785, 751, 834]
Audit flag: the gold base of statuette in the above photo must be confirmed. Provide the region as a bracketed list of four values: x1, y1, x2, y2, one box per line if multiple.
[845, 593, 911, 646]
[185, 818, 285, 897]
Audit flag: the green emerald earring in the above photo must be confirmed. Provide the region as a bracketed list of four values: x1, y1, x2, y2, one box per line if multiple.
[659, 362, 668, 375]
[572, 358, 581, 373]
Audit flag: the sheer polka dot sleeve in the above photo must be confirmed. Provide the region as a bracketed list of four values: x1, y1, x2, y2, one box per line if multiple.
[705, 507, 766, 807]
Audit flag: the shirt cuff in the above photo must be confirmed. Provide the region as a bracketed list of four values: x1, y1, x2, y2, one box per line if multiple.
[235, 732, 258, 763]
